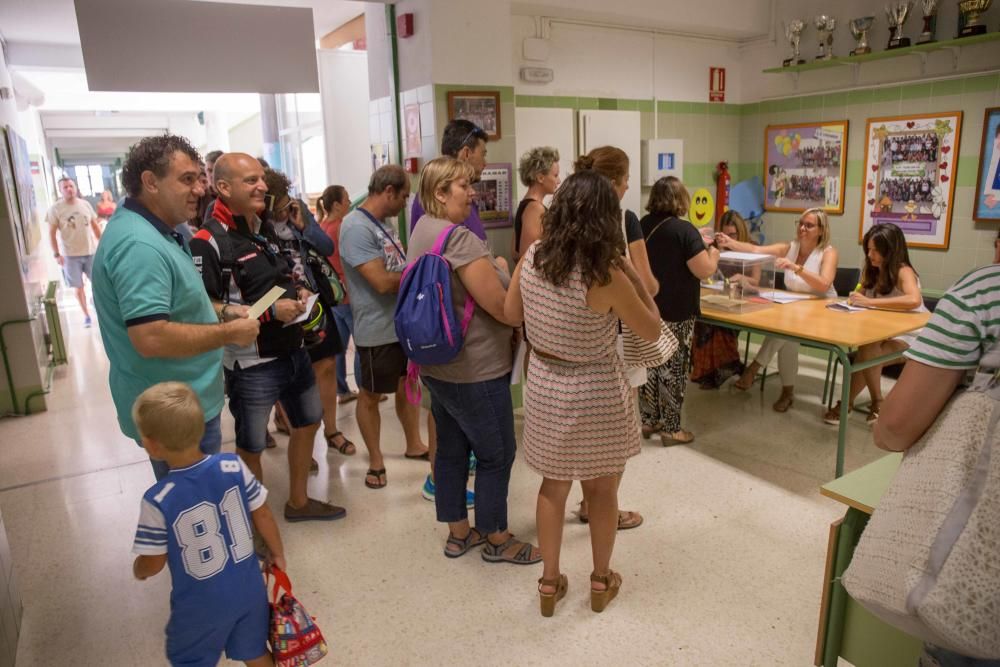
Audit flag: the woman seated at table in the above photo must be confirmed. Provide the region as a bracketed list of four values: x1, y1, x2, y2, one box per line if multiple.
[823, 222, 926, 425]
[717, 207, 838, 412]
[690, 211, 751, 389]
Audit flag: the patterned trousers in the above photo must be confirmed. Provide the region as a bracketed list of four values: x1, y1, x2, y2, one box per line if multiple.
[639, 317, 695, 434]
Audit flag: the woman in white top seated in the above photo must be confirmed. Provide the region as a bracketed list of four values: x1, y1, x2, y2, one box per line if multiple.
[716, 207, 839, 412]
[823, 222, 926, 425]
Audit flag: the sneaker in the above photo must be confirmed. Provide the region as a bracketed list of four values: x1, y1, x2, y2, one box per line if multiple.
[83, 316, 92, 328]
[468, 452, 477, 476]
[284, 498, 346, 522]
[421, 475, 475, 508]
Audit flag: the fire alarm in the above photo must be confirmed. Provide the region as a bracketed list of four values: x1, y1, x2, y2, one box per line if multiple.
[397, 13, 414, 38]
[404, 157, 419, 174]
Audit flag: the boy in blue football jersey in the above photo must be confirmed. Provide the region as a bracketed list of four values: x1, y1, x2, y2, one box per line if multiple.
[131, 382, 285, 667]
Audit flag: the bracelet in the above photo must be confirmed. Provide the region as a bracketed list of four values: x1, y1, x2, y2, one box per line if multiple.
[795, 265, 805, 275]
[220, 304, 230, 322]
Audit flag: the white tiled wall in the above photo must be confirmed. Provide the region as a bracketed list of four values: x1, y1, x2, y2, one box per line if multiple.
[0, 507, 21, 667]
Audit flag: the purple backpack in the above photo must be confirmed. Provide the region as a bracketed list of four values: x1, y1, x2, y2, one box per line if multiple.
[394, 225, 475, 401]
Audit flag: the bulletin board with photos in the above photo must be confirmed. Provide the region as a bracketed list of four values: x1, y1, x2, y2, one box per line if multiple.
[974, 107, 1000, 223]
[763, 120, 848, 215]
[859, 112, 962, 250]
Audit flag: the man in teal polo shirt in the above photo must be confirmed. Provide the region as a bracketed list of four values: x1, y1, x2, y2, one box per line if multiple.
[93, 135, 259, 479]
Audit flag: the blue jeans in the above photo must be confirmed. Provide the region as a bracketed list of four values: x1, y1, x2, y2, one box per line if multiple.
[144, 414, 222, 481]
[332, 304, 360, 395]
[422, 374, 515, 534]
[224, 348, 322, 454]
[921, 645, 1000, 667]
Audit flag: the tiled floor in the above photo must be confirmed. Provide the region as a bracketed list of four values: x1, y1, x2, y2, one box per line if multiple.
[0, 305, 890, 666]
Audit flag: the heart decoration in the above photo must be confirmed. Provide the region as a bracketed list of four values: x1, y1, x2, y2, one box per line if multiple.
[871, 164, 878, 172]
[868, 198, 876, 205]
[906, 121, 916, 129]
[868, 182, 875, 190]
[941, 175, 949, 182]
[941, 146, 951, 154]
[939, 162, 948, 170]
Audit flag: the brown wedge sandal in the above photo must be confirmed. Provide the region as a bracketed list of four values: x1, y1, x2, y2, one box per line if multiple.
[538, 574, 568, 617]
[590, 570, 623, 613]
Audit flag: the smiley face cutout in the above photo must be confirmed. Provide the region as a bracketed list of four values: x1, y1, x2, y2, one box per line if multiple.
[690, 188, 715, 227]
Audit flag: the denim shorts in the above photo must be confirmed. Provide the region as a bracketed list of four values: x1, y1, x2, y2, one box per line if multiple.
[63, 255, 94, 288]
[224, 348, 322, 453]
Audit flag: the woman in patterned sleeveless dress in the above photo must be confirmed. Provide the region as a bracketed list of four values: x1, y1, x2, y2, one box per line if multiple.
[504, 171, 661, 617]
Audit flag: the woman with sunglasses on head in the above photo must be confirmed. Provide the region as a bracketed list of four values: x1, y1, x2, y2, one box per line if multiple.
[823, 222, 926, 425]
[716, 208, 839, 412]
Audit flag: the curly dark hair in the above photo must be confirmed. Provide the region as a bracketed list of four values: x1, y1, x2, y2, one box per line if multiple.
[861, 222, 915, 296]
[533, 170, 623, 289]
[262, 168, 292, 200]
[122, 134, 201, 197]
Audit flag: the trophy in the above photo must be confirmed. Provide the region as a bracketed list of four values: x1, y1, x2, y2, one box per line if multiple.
[814, 15, 836, 59]
[782, 19, 806, 66]
[917, 0, 940, 43]
[850, 17, 876, 54]
[958, 0, 992, 37]
[886, 2, 914, 48]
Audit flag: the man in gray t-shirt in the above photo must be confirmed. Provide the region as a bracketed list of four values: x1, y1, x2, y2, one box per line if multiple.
[47, 177, 103, 326]
[339, 165, 428, 488]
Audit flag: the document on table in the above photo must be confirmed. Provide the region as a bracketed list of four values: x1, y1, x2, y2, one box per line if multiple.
[246, 286, 286, 319]
[511, 339, 527, 385]
[284, 292, 320, 326]
[719, 251, 773, 262]
[761, 291, 815, 304]
[826, 300, 869, 313]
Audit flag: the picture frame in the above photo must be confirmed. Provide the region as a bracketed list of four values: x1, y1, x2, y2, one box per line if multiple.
[763, 120, 848, 215]
[859, 112, 962, 249]
[973, 107, 1000, 223]
[473, 163, 513, 228]
[446, 90, 501, 140]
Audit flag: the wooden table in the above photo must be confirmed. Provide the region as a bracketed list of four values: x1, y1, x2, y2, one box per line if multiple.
[699, 293, 930, 477]
[814, 455, 922, 666]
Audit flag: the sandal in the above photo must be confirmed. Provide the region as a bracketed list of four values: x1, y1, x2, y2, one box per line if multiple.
[866, 400, 882, 425]
[823, 401, 852, 425]
[481, 535, 542, 565]
[364, 468, 387, 489]
[538, 574, 568, 617]
[773, 390, 795, 413]
[443, 528, 485, 558]
[661, 431, 695, 446]
[590, 570, 623, 613]
[640, 425, 660, 439]
[337, 391, 358, 405]
[578, 507, 644, 530]
[325, 431, 356, 455]
[404, 450, 430, 460]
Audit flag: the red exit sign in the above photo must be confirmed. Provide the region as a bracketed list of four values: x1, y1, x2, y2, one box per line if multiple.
[709, 67, 726, 102]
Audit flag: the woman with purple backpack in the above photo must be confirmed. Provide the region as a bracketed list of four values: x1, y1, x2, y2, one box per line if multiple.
[406, 157, 541, 565]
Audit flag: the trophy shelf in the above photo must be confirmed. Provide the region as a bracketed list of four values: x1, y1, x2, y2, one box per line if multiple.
[762, 31, 1000, 76]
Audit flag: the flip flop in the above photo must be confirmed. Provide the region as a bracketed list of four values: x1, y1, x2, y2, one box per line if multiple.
[337, 391, 358, 405]
[404, 451, 430, 460]
[579, 509, 644, 530]
[364, 468, 387, 489]
[325, 431, 356, 455]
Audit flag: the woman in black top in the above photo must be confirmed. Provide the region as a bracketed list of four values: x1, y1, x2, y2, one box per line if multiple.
[512, 146, 560, 262]
[640, 176, 720, 445]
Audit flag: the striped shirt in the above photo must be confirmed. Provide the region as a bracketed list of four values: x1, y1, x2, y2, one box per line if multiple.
[905, 264, 1000, 370]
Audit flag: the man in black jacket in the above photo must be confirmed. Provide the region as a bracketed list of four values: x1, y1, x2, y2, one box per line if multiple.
[191, 152, 346, 522]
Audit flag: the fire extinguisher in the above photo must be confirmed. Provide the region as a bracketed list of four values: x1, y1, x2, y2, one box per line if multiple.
[715, 161, 731, 225]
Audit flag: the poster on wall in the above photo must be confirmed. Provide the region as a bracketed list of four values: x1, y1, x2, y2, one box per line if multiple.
[859, 112, 962, 249]
[474, 163, 512, 228]
[974, 107, 1000, 223]
[763, 121, 848, 215]
[3, 126, 38, 255]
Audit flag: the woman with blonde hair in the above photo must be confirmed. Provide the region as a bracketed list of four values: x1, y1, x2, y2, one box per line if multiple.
[408, 157, 540, 566]
[718, 207, 839, 411]
[513, 146, 560, 262]
[504, 169, 660, 616]
[689, 210, 751, 389]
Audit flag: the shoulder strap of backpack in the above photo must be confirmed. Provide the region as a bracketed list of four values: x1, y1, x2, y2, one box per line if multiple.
[432, 225, 476, 335]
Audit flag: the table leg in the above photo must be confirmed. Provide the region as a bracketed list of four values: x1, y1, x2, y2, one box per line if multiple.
[835, 348, 852, 478]
[823, 507, 868, 667]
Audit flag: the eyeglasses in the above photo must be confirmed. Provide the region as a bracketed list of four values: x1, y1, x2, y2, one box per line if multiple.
[797, 220, 818, 229]
[459, 126, 483, 150]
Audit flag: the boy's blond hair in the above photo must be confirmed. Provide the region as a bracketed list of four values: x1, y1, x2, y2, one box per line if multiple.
[132, 382, 205, 452]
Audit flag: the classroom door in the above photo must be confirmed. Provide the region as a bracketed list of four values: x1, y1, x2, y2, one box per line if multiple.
[578, 109, 642, 216]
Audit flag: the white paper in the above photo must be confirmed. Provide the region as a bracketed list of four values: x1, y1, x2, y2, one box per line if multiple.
[719, 251, 773, 262]
[246, 286, 286, 319]
[284, 292, 320, 326]
[762, 291, 815, 304]
[826, 300, 869, 313]
[510, 339, 527, 385]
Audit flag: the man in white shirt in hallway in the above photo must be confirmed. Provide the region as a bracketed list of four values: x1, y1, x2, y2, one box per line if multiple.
[47, 177, 103, 326]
